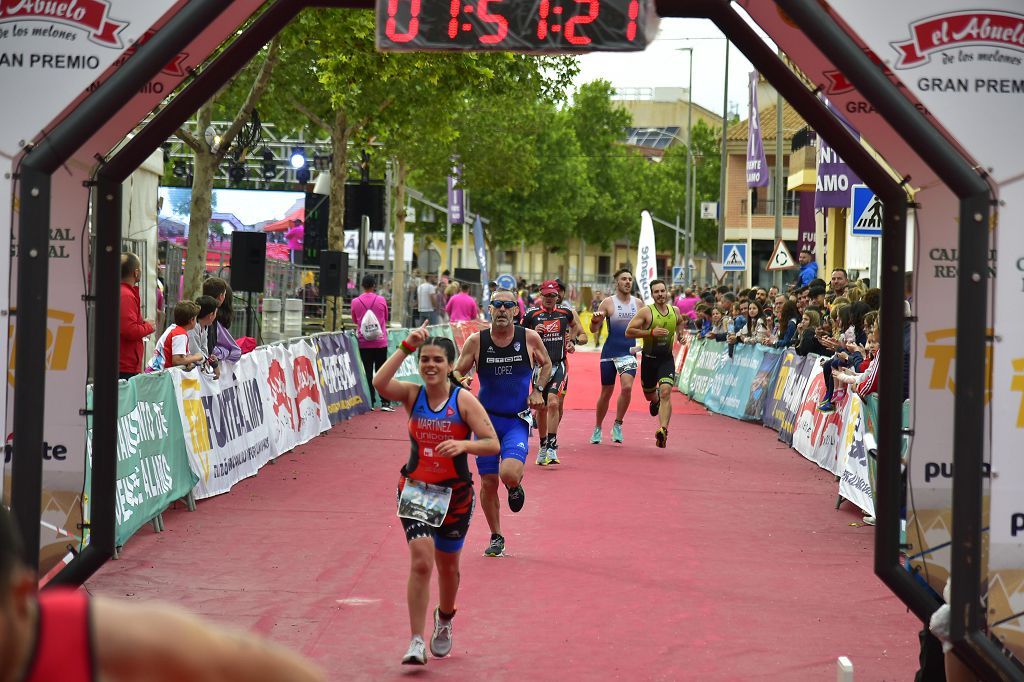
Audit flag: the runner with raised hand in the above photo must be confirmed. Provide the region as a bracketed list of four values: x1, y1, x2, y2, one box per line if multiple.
[372, 321, 500, 665]
[590, 268, 642, 445]
[453, 289, 551, 557]
[626, 280, 685, 448]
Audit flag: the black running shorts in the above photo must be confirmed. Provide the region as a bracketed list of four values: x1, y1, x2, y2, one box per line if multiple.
[640, 353, 676, 392]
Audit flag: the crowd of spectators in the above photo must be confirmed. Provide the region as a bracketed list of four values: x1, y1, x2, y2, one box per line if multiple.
[679, 267, 885, 406]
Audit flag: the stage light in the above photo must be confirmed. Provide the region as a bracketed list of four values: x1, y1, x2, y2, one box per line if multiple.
[228, 161, 247, 184]
[296, 166, 311, 184]
[261, 148, 276, 181]
[172, 159, 187, 178]
[290, 146, 306, 169]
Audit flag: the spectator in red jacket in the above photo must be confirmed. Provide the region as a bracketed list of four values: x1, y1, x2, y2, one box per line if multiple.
[119, 252, 154, 380]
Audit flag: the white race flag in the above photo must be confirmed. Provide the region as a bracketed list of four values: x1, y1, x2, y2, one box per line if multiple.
[636, 211, 657, 304]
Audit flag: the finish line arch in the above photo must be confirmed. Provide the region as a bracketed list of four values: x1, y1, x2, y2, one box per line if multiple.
[8, 0, 1010, 677]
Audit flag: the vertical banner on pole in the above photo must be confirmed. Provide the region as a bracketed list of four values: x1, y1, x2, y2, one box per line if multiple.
[447, 165, 464, 225]
[636, 211, 657, 304]
[472, 216, 489, 302]
[745, 71, 769, 189]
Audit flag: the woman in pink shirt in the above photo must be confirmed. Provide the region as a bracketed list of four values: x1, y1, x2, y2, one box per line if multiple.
[444, 282, 480, 322]
[352, 275, 392, 411]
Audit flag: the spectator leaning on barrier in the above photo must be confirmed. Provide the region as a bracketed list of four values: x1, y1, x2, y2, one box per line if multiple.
[445, 282, 480, 323]
[202, 277, 242, 363]
[773, 299, 800, 348]
[119, 252, 155, 381]
[795, 309, 827, 356]
[187, 295, 222, 378]
[736, 301, 769, 346]
[149, 301, 205, 372]
[352, 275, 392, 412]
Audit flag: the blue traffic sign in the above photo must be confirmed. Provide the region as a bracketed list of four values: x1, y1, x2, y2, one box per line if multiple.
[495, 274, 517, 290]
[722, 243, 747, 271]
[850, 184, 882, 237]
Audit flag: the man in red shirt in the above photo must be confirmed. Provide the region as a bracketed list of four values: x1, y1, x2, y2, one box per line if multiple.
[0, 507, 325, 682]
[119, 253, 154, 380]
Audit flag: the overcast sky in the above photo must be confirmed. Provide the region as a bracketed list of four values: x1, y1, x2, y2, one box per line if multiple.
[573, 15, 776, 119]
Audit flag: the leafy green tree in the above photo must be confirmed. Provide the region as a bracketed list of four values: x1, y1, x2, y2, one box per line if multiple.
[176, 37, 282, 299]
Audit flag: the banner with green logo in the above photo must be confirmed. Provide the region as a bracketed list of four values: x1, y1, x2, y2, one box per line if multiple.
[85, 372, 197, 548]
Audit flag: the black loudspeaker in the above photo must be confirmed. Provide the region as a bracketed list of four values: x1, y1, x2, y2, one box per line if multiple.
[343, 182, 386, 231]
[229, 231, 267, 293]
[320, 250, 348, 296]
[453, 267, 481, 284]
[304, 193, 329, 262]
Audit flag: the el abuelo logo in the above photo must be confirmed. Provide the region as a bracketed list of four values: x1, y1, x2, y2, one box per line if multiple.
[892, 11, 1024, 68]
[0, 0, 127, 47]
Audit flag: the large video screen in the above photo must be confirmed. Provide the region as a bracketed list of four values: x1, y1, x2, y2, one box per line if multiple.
[158, 186, 305, 262]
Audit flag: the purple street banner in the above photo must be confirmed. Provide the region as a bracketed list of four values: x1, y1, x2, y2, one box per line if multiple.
[746, 70, 769, 188]
[315, 333, 371, 425]
[814, 136, 861, 209]
[447, 164, 464, 225]
[798, 192, 817, 255]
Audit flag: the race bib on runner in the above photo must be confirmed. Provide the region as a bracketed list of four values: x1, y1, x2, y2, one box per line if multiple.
[613, 355, 638, 374]
[398, 479, 452, 528]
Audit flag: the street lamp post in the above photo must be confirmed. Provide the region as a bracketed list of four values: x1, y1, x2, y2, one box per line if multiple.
[679, 47, 694, 287]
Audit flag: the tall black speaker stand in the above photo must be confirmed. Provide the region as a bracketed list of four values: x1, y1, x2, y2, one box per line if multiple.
[246, 292, 254, 338]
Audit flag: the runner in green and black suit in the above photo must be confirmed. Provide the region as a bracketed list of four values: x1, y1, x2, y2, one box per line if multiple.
[626, 279, 685, 449]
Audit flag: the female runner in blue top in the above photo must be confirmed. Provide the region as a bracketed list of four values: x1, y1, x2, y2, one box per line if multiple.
[373, 321, 499, 666]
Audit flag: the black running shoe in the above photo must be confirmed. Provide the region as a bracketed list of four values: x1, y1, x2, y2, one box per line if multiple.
[507, 485, 525, 513]
[649, 399, 660, 417]
[484, 534, 505, 557]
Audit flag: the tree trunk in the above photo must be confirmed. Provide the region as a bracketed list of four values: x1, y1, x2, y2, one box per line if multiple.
[326, 110, 349, 330]
[182, 103, 215, 301]
[392, 159, 408, 327]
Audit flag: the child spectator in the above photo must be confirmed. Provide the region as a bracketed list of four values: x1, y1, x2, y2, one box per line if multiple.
[149, 301, 204, 372]
[818, 301, 870, 412]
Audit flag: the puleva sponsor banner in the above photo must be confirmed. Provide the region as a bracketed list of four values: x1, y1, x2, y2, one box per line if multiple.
[173, 359, 273, 500]
[84, 373, 196, 547]
[314, 333, 369, 425]
[686, 339, 727, 403]
[791, 366, 850, 476]
[743, 349, 785, 422]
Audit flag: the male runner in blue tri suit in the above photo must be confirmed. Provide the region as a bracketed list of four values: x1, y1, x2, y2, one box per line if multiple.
[454, 289, 551, 557]
[589, 268, 642, 444]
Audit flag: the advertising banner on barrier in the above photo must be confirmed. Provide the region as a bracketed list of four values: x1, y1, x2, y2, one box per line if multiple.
[791, 367, 851, 476]
[676, 338, 703, 395]
[85, 373, 197, 548]
[315, 333, 370, 424]
[387, 329, 425, 385]
[262, 341, 331, 454]
[773, 354, 817, 445]
[173, 358, 274, 500]
[704, 345, 778, 420]
[743, 349, 785, 422]
[838, 395, 874, 518]
[686, 340, 727, 403]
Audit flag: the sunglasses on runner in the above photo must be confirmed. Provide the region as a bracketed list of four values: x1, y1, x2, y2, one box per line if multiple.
[490, 300, 518, 309]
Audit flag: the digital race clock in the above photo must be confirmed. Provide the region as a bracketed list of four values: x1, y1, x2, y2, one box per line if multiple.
[376, 0, 656, 53]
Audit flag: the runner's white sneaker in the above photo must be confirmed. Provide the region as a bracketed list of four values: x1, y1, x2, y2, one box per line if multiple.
[535, 446, 549, 466]
[547, 446, 560, 465]
[611, 422, 623, 443]
[590, 427, 602, 444]
[402, 635, 427, 665]
[429, 607, 454, 658]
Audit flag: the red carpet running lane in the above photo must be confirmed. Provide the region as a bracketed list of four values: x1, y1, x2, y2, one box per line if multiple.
[87, 350, 919, 680]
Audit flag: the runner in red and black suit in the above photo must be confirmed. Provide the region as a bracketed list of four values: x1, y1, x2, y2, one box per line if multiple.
[522, 279, 581, 466]
[373, 322, 500, 665]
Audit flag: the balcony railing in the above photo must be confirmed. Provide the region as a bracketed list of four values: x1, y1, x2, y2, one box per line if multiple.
[739, 197, 801, 217]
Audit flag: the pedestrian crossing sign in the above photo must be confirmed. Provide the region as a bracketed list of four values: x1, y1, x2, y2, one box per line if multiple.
[722, 243, 747, 271]
[849, 184, 882, 237]
[672, 266, 685, 284]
